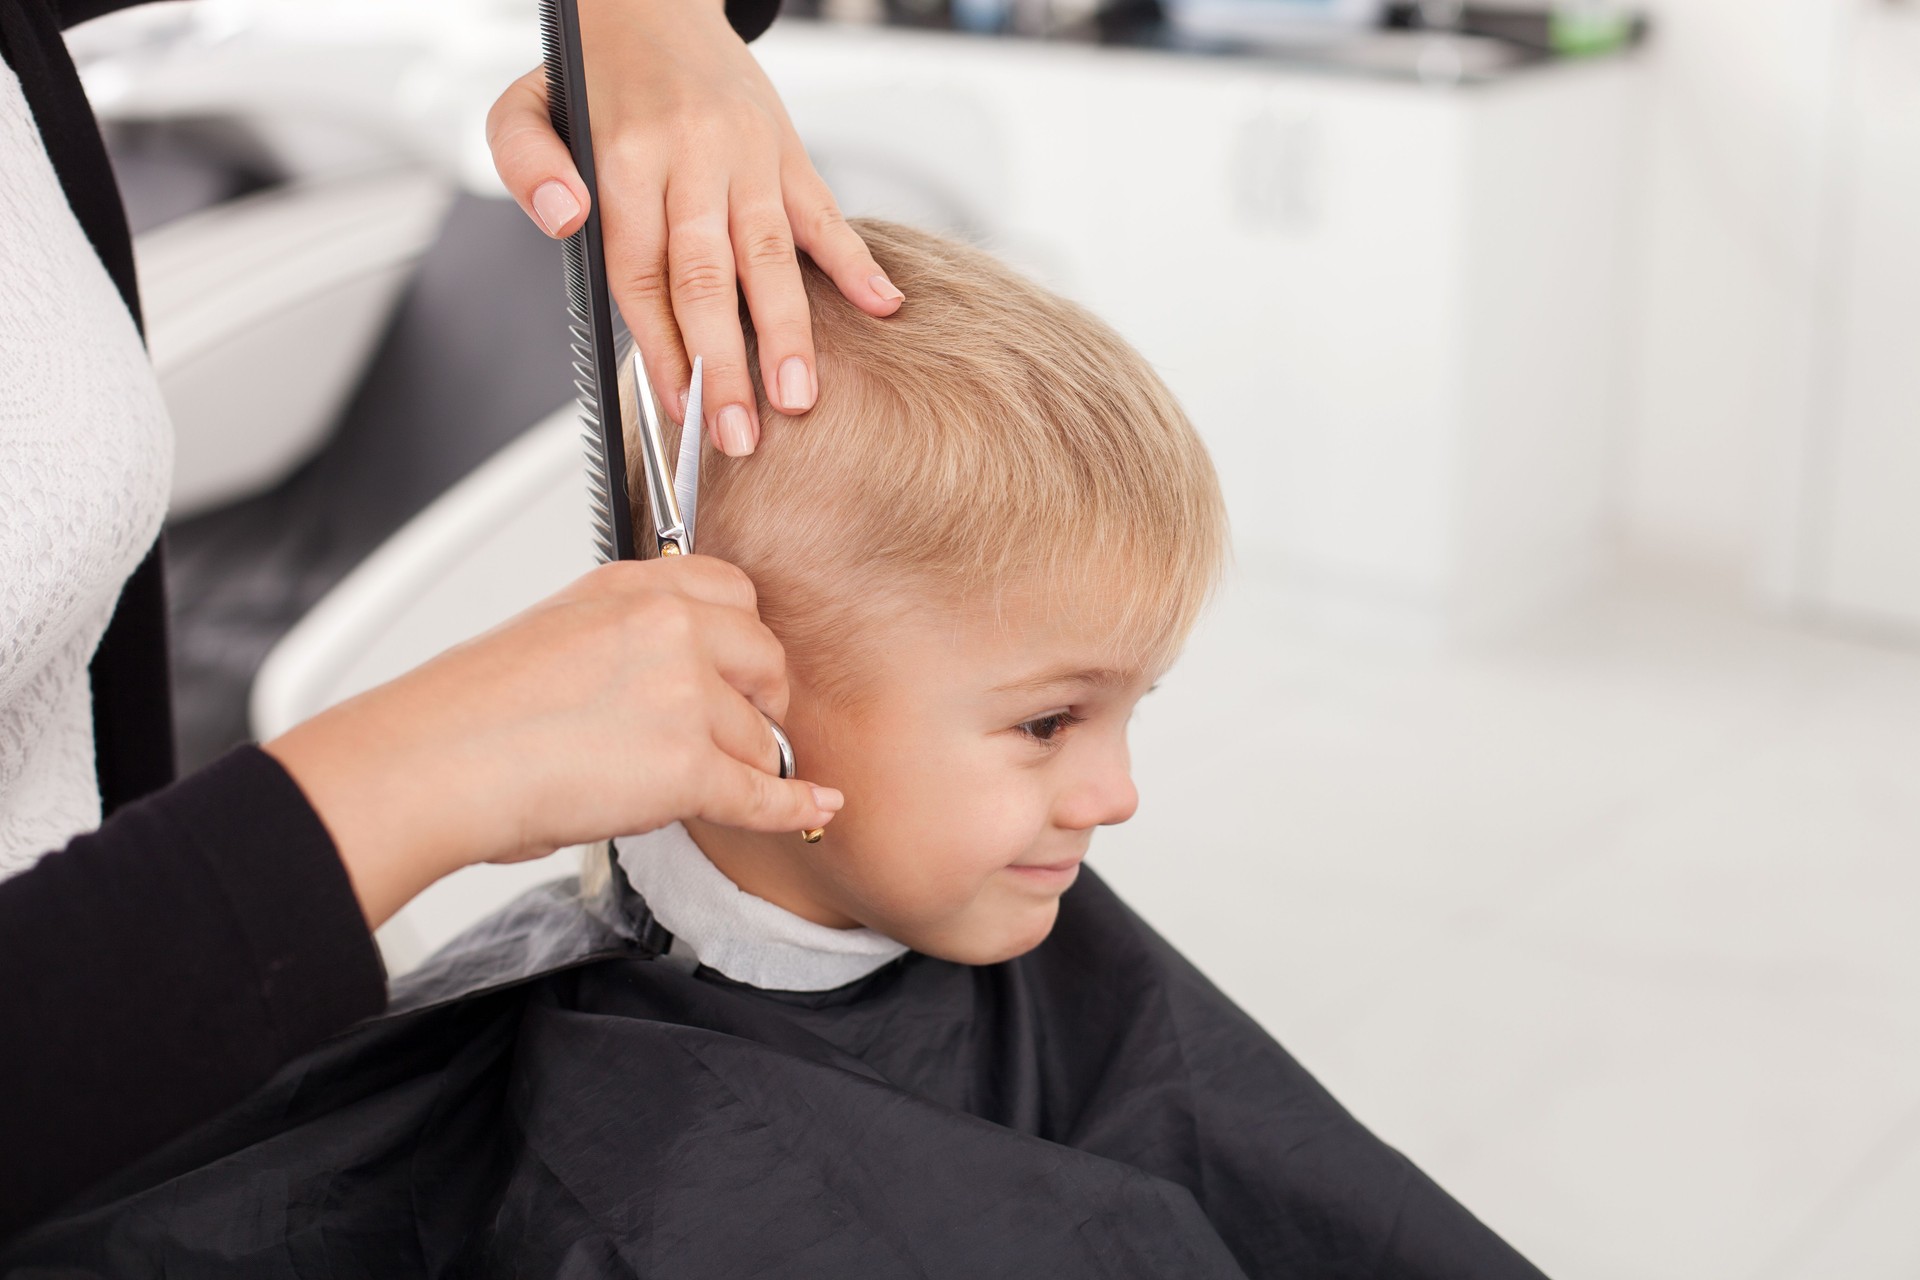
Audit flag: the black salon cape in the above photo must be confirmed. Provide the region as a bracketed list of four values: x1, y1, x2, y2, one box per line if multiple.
[2, 869, 1547, 1279]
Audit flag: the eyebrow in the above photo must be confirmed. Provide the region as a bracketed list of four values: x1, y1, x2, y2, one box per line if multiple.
[989, 666, 1140, 696]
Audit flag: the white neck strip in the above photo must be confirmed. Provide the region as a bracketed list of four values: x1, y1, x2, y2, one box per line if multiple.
[613, 824, 907, 992]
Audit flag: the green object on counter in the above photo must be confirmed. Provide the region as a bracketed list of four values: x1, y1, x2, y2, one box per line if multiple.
[1550, 5, 1632, 56]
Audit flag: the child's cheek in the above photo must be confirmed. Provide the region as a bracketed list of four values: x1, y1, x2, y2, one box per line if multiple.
[864, 775, 1034, 933]
[832, 718, 1043, 940]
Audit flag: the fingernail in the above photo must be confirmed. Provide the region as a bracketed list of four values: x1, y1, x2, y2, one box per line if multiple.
[810, 785, 844, 813]
[717, 404, 755, 457]
[869, 273, 905, 304]
[532, 181, 580, 236]
[677, 389, 689, 422]
[777, 357, 814, 413]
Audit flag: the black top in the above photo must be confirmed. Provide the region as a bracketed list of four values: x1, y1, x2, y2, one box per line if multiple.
[0, 0, 779, 1242]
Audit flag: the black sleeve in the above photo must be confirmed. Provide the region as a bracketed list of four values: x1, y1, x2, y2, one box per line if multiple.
[0, 746, 388, 1243]
[57, 0, 786, 38]
[726, 0, 783, 43]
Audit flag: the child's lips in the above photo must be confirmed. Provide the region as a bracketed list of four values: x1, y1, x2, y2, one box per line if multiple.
[1006, 854, 1084, 885]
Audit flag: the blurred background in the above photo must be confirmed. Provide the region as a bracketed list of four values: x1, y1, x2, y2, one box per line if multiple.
[67, 0, 1919, 1274]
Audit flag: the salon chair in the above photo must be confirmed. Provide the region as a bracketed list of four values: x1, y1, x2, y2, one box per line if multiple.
[80, 2, 460, 520]
[137, 166, 454, 518]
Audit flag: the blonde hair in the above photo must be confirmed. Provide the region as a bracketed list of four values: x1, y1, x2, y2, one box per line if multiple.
[632, 219, 1227, 698]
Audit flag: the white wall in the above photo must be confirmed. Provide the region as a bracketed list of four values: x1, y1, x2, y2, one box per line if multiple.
[1614, 0, 1845, 580]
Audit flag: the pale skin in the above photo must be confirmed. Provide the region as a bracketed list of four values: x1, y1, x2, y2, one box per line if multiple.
[687, 595, 1161, 965]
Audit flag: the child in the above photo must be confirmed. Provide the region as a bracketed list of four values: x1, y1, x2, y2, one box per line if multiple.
[3, 222, 1546, 1280]
[598, 217, 1227, 973]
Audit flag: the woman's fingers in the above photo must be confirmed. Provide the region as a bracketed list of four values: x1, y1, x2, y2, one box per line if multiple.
[579, 559, 785, 718]
[486, 68, 590, 239]
[699, 754, 843, 836]
[683, 600, 789, 725]
[649, 555, 757, 611]
[568, 556, 753, 611]
[600, 157, 691, 421]
[731, 174, 817, 418]
[665, 172, 760, 456]
[704, 671, 793, 776]
[785, 164, 904, 317]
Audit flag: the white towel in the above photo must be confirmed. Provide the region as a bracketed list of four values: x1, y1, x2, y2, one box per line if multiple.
[614, 823, 907, 992]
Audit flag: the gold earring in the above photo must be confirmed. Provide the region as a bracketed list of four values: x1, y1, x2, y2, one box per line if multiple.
[801, 827, 824, 844]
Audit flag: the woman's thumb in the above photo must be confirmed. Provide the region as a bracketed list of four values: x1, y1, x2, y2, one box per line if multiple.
[486, 66, 591, 239]
[707, 759, 843, 836]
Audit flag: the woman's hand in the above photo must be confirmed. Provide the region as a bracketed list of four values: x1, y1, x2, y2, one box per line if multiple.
[263, 557, 840, 929]
[485, 0, 905, 459]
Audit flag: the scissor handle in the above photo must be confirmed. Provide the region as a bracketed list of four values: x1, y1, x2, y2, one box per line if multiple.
[766, 718, 825, 843]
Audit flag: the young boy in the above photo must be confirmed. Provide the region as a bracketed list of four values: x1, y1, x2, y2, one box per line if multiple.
[600, 217, 1228, 971]
[3, 222, 1547, 1280]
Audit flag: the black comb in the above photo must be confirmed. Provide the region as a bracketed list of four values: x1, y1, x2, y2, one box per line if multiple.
[540, 0, 636, 563]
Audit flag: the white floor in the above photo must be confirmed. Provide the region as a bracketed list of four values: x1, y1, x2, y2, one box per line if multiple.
[1097, 567, 1920, 1280]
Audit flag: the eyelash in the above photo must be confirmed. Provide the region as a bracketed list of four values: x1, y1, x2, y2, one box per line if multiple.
[1015, 710, 1085, 747]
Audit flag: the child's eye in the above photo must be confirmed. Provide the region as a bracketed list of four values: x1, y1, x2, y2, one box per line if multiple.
[1015, 711, 1085, 746]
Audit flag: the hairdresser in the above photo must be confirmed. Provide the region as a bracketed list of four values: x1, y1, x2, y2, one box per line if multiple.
[0, 0, 897, 1240]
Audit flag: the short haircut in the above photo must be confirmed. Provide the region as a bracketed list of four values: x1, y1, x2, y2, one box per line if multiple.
[629, 218, 1228, 698]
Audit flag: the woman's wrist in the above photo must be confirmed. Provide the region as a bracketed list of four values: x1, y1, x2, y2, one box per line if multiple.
[582, 0, 733, 30]
[263, 692, 500, 930]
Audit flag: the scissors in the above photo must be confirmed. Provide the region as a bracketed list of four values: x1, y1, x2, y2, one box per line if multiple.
[620, 344, 702, 559]
[541, 0, 822, 842]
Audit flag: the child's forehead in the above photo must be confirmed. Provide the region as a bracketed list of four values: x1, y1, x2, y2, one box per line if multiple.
[986, 661, 1150, 697]
[878, 586, 1170, 692]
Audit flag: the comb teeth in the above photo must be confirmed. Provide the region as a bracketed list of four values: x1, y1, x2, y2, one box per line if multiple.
[563, 256, 591, 316]
[558, 220, 620, 562]
[538, 2, 570, 143]
[543, 0, 632, 564]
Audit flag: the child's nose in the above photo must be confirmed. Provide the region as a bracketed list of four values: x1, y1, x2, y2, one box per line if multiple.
[1058, 757, 1139, 831]
[1096, 773, 1141, 828]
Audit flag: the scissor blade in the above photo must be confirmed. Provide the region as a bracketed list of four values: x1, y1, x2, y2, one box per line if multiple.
[620, 343, 689, 555]
[676, 356, 703, 552]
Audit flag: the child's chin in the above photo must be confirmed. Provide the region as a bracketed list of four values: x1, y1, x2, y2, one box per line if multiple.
[916, 899, 1061, 966]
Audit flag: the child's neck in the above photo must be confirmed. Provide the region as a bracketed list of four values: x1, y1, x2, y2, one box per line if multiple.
[681, 817, 863, 930]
